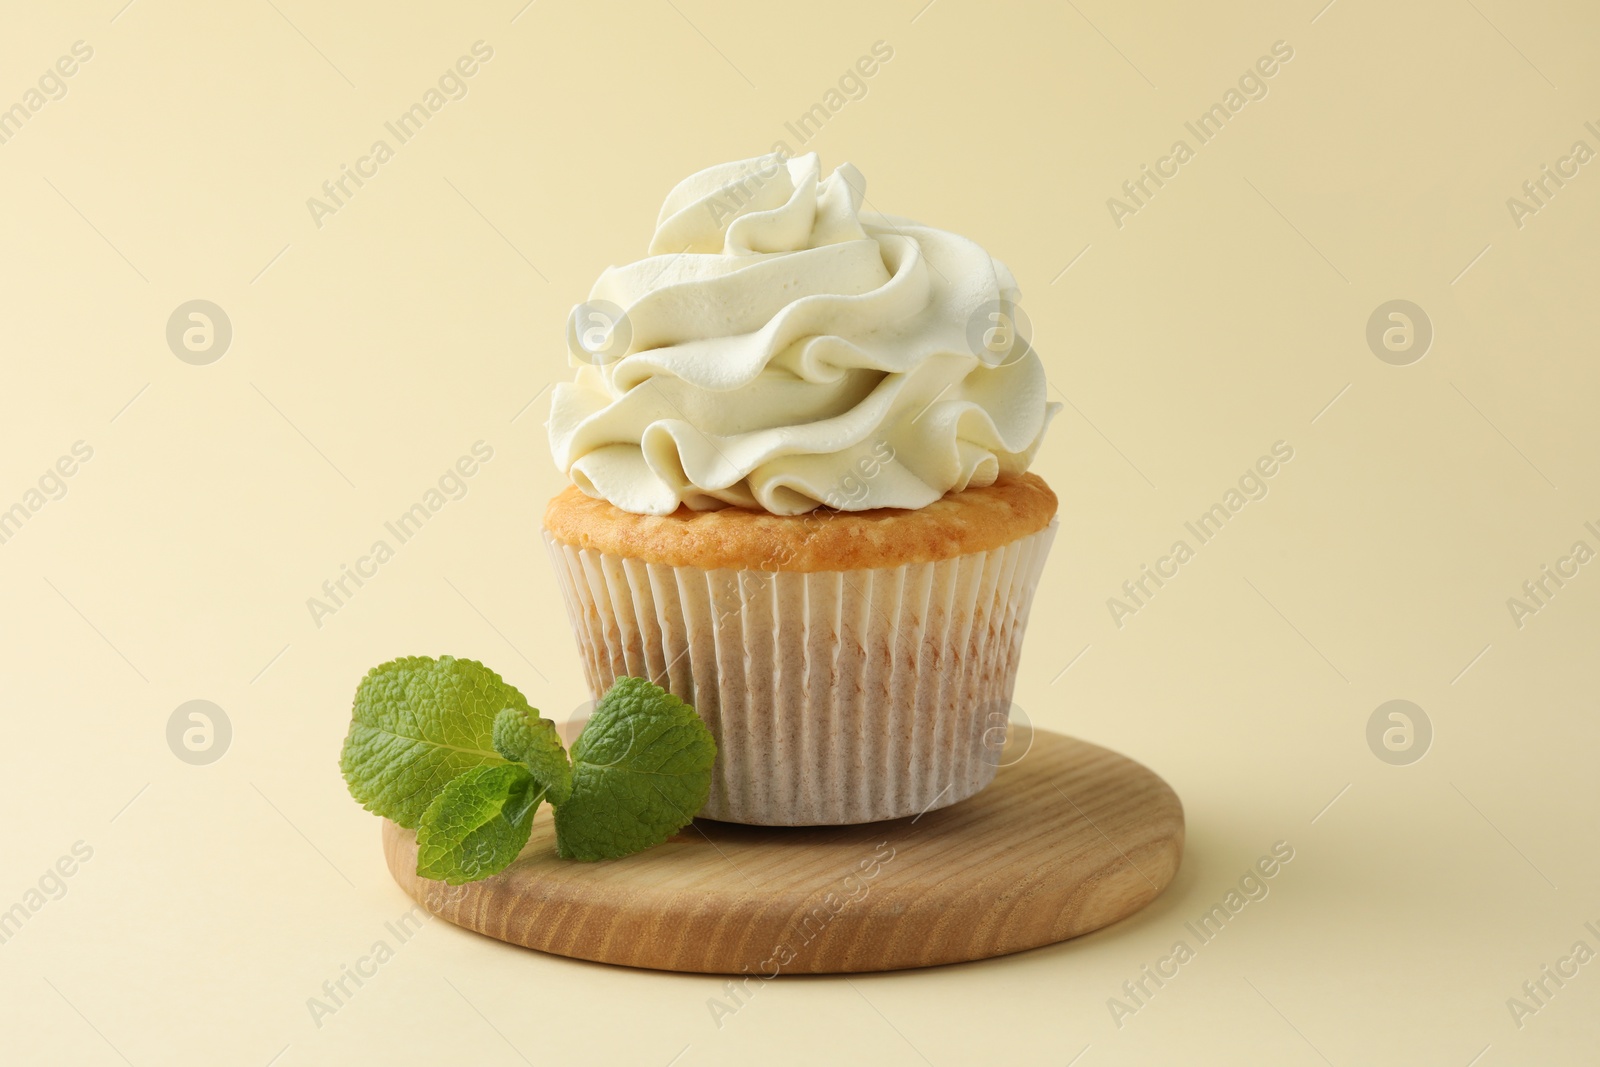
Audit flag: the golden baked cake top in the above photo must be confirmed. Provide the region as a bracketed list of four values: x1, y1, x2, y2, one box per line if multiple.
[544, 473, 1057, 572]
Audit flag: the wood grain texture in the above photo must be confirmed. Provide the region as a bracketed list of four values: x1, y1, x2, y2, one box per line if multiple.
[381, 729, 1184, 974]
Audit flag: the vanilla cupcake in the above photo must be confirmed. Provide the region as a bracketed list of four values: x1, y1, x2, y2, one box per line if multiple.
[545, 152, 1058, 825]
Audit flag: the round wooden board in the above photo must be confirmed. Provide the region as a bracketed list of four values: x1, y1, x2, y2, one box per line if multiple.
[382, 730, 1184, 974]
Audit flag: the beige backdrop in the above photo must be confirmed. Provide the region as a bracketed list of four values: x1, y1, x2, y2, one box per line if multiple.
[2, 0, 1597, 1064]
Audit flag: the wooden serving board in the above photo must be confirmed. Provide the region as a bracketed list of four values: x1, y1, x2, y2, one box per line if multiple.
[382, 729, 1183, 974]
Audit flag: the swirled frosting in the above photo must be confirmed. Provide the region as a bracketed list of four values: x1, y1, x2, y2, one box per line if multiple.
[548, 152, 1056, 516]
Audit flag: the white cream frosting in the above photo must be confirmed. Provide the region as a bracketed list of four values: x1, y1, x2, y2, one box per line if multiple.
[549, 152, 1057, 516]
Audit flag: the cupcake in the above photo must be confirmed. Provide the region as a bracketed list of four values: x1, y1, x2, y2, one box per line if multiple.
[544, 152, 1058, 825]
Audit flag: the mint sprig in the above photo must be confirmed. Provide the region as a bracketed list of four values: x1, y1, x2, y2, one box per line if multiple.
[339, 658, 716, 883]
[554, 677, 717, 861]
[416, 764, 544, 884]
[493, 707, 573, 806]
[339, 656, 518, 829]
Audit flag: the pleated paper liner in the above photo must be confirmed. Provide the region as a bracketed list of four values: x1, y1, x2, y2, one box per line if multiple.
[544, 520, 1056, 825]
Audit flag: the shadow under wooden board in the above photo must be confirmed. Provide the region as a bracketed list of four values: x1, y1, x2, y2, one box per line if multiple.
[382, 729, 1184, 974]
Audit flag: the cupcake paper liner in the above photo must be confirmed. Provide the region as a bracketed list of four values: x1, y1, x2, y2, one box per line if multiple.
[543, 520, 1056, 825]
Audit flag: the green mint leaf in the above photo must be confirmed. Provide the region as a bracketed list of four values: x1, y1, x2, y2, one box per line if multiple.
[339, 655, 534, 829]
[553, 677, 717, 862]
[493, 707, 573, 806]
[415, 764, 544, 884]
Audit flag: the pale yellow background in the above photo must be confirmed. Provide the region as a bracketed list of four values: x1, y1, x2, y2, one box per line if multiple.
[2, 0, 1596, 1064]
